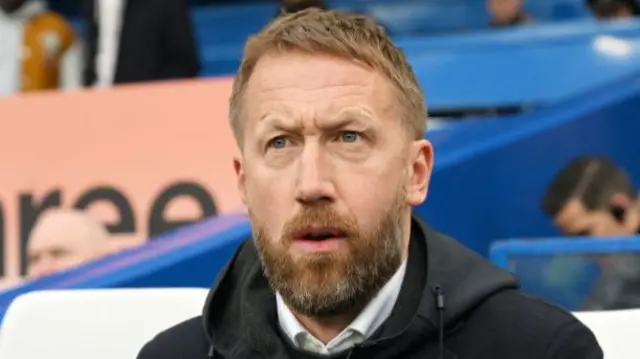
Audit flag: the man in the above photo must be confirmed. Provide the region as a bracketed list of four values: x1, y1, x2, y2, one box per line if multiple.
[543, 156, 640, 310]
[486, 0, 532, 27]
[138, 9, 601, 359]
[0, 0, 81, 96]
[542, 156, 639, 237]
[82, 0, 200, 88]
[26, 209, 111, 279]
[587, 0, 640, 19]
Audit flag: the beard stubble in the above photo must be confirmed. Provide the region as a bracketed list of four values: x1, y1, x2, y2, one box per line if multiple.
[251, 186, 407, 318]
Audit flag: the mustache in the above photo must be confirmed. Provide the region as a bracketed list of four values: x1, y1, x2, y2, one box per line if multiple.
[281, 206, 359, 241]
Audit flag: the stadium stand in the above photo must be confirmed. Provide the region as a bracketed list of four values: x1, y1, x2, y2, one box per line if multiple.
[3, 15, 640, 318]
[2, 3, 640, 357]
[489, 237, 640, 309]
[201, 19, 640, 114]
[0, 288, 209, 359]
[416, 73, 640, 256]
[1, 87, 638, 320]
[67, 3, 640, 112]
[188, 0, 592, 46]
[2, 290, 636, 359]
[0, 213, 250, 323]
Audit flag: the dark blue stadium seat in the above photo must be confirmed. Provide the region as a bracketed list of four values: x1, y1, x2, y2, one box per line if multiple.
[415, 74, 640, 256]
[193, 4, 276, 46]
[365, 1, 489, 35]
[200, 19, 640, 112]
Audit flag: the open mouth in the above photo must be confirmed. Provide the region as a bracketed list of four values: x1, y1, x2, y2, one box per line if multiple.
[294, 227, 346, 241]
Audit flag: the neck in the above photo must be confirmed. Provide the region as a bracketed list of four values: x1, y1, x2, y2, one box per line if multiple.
[293, 305, 364, 344]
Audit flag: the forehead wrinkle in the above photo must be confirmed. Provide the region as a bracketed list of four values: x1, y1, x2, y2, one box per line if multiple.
[256, 83, 372, 100]
[251, 81, 374, 122]
[255, 83, 376, 118]
[258, 101, 378, 127]
[255, 75, 388, 112]
[251, 52, 375, 87]
[246, 55, 401, 138]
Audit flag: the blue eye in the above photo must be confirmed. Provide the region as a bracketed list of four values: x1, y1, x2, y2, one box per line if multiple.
[268, 136, 288, 149]
[340, 131, 361, 143]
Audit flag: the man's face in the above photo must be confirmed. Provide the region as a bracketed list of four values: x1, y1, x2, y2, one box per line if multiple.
[554, 198, 638, 237]
[487, 0, 522, 22]
[234, 52, 432, 316]
[27, 228, 103, 279]
[0, 0, 28, 14]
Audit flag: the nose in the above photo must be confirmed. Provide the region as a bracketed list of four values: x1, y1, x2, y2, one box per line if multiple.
[294, 143, 336, 205]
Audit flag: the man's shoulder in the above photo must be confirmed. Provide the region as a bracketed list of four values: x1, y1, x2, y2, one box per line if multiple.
[137, 316, 211, 359]
[480, 289, 579, 326]
[466, 289, 602, 357]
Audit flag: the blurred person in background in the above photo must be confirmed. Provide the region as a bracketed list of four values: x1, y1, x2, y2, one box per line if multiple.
[278, 0, 327, 15]
[0, 276, 23, 291]
[587, 0, 640, 19]
[486, 0, 532, 27]
[542, 156, 639, 237]
[83, 0, 200, 88]
[26, 209, 111, 279]
[0, 0, 81, 96]
[542, 156, 640, 310]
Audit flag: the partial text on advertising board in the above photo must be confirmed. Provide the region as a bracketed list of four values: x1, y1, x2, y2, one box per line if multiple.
[0, 78, 243, 277]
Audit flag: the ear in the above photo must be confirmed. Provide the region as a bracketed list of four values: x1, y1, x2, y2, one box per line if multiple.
[233, 157, 248, 207]
[406, 139, 434, 207]
[609, 193, 631, 209]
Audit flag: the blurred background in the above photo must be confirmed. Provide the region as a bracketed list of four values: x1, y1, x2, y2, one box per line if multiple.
[1, 0, 640, 325]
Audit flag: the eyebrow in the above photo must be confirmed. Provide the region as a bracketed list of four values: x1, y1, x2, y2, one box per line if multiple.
[257, 116, 299, 135]
[259, 108, 375, 132]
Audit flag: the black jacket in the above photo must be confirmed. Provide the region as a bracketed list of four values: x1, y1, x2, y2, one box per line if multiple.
[83, 0, 200, 86]
[138, 216, 602, 359]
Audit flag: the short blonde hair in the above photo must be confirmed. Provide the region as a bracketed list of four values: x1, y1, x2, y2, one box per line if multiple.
[229, 8, 427, 145]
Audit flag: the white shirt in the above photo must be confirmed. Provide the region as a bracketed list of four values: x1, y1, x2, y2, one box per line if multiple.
[277, 259, 407, 355]
[95, 0, 125, 87]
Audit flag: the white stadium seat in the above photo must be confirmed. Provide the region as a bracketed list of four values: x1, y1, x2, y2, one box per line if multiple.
[573, 309, 640, 359]
[0, 288, 209, 359]
[1, 290, 636, 359]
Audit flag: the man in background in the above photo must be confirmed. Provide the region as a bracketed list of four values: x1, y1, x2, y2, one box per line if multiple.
[83, 0, 200, 88]
[26, 209, 112, 279]
[486, 0, 532, 27]
[0, 0, 81, 96]
[542, 156, 639, 237]
[542, 156, 640, 310]
[587, 0, 640, 19]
